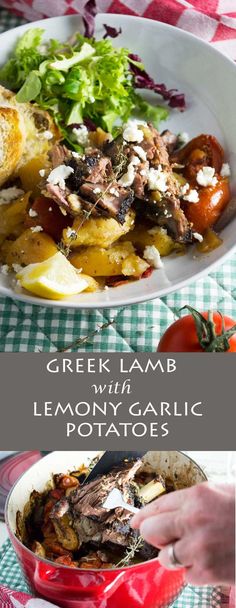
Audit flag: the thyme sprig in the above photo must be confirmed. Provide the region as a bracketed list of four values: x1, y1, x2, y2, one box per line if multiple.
[67, 142, 128, 235]
[57, 229, 78, 257]
[115, 535, 144, 568]
[58, 320, 114, 352]
[74, 175, 121, 234]
[58, 142, 129, 256]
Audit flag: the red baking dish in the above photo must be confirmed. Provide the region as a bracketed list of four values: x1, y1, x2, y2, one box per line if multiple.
[6, 450, 206, 608]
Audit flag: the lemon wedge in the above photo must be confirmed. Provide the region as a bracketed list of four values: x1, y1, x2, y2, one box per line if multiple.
[16, 252, 88, 300]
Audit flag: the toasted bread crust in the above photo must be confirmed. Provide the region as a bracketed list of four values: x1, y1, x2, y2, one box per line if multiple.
[0, 85, 60, 186]
[0, 106, 24, 187]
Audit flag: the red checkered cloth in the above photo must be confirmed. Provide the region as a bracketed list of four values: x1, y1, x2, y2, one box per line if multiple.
[0, 0, 235, 59]
[0, 585, 234, 608]
[0, 584, 58, 607]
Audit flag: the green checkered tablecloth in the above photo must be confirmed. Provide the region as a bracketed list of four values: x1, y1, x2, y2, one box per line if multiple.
[0, 538, 229, 608]
[1, 261, 236, 352]
[0, 8, 236, 353]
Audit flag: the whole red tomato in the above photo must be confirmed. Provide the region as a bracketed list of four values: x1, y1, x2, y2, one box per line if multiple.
[157, 307, 236, 352]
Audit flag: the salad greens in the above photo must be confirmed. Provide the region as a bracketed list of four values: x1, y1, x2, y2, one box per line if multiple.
[0, 27, 178, 148]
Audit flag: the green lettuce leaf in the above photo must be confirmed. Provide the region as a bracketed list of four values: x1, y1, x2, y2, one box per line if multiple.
[0, 27, 169, 146]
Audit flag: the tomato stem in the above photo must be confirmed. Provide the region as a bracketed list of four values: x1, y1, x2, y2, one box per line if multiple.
[180, 306, 236, 352]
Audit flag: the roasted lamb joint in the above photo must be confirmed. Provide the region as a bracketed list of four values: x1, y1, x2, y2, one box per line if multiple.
[49, 460, 165, 563]
[51, 461, 142, 549]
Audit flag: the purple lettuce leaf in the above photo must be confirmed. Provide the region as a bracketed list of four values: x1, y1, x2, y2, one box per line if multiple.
[82, 0, 97, 38]
[69, 118, 97, 131]
[129, 53, 185, 110]
[103, 24, 122, 39]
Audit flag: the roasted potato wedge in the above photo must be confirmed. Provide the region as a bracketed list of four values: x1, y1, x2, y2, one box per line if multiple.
[79, 274, 100, 292]
[126, 225, 176, 257]
[5, 228, 58, 266]
[0, 192, 30, 245]
[18, 155, 49, 194]
[52, 515, 79, 551]
[63, 210, 135, 249]
[70, 241, 135, 276]
[122, 254, 149, 277]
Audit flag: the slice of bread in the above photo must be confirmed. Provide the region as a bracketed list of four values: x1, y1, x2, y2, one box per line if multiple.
[0, 85, 60, 187]
[0, 106, 24, 186]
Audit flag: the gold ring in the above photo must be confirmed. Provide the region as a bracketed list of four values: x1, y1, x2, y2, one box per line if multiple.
[168, 543, 182, 568]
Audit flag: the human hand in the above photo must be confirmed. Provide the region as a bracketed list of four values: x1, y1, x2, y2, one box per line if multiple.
[131, 482, 235, 585]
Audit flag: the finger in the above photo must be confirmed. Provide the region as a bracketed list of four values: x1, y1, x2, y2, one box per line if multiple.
[140, 512, 181, 548]
[158, 539, 193, 570]
[132, 487, 188, 529]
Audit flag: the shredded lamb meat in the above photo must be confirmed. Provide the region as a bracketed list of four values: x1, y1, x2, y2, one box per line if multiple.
[45, 124, 193, 241]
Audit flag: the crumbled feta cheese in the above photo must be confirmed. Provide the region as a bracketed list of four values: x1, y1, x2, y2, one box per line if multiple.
[143, 245, 163, 269]
[47, 164, 74, 190]
[118, 162, 136, 187]
[179, 183, 190, 197]
[28, 208, 38, 218]
[30, 225, 43, 233]
[220, 162, 231, 177]
[39, 169, 46, 177]
[183, 189, 199, 203]
[147, 166, 168, 193]
[1, 264, 9, 275]
[72, 125, 89, 146]
[0, 187, 24, 205]
[42, 130, 53, 140]
[93, 187, 101, 194]
[48, 207, 52, 212]
[178, 131, 189, 145]
[12, 263, 23, 273]
[130, 156, 140, 166]
[140, 165, 150, 178]
[196, 166, 218, 187]
[72, 151, 81, 159]
[117, 154, 143, 188]
[90, 95, 95, 103]
[133, 145, 147, 161]
[66, 228, 77, 239]
[104, 285, 110, 290]
[123, 120, 144, 144]
[193, 232, 203, 242]
[109, 187, 119, 197]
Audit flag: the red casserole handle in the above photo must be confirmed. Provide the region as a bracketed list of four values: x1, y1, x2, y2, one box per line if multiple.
[34, 561, 128, 602]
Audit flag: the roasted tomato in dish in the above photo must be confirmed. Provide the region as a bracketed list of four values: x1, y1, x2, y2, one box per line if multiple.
[183, 177, 230, 234]
[25, 196, 72, 242]
[172, 134, 224, 180]
[157, 307, 236, 352]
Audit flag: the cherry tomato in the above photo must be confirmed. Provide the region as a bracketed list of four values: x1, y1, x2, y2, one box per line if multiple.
[157, 311, 236, 352]
[50, 489, 64, 500]
[183, 177, 230, 234]
[44, 499, 56, 519]
[43, 539, 71, 557]
[172, 134, 224, 180]
[55, 555, 77, 568]
[58, 475, 79, 489]
[25, 196, 72, 241]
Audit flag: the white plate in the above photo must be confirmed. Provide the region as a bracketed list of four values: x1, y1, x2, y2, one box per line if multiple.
[0, 13, 236, 309]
